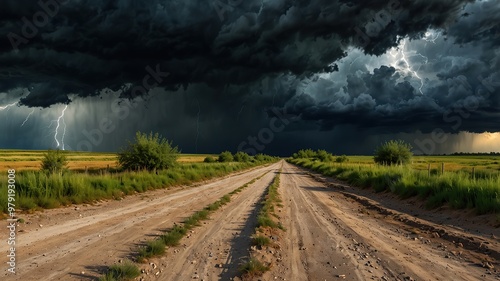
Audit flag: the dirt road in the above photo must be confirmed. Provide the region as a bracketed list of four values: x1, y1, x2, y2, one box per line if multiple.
[0, 163, 280, 281]
[262, 162, 499, 281]
[2, 160, 499, 280]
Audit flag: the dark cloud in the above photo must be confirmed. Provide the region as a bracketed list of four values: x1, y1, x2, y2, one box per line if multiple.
[1, 0, 499, 155]
[1, 0, 475, 107]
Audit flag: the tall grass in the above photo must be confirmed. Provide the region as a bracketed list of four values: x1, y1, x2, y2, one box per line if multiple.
[290, 159, 500, 214]
[0, 161, 275, 213]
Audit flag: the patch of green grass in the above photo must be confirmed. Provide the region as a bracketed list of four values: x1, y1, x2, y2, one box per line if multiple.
[160, 225, 187, 246]
[137, 239, 166, 262]
[252, 235, 271, 247]
[99, 260, 140, 281]
[239, 258, 270, 278]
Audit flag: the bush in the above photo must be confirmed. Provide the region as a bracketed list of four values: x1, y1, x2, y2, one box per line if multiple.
[374, 140, 413, 166]
[293, 149, 316, 159]
[316, 149, 333, 162]
[335, 155, 349, 163]
[218, 151, 234, 162]
[41, 149, 68, 174]
[234, 151, 251, 162]
[203, 156, 216, 163]
[118, 132, 179, 171]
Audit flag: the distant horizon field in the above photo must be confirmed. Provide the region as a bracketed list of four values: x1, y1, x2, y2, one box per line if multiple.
[0, 150, 217, 171]
[0, 150, 499, 172]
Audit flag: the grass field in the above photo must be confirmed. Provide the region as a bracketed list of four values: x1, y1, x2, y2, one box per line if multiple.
[337, 155, 500, 173]
[290, 157, 500, 214]
[0, 150, 216, 171]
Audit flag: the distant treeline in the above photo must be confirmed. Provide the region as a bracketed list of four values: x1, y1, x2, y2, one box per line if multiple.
[418, 152, 500, 156]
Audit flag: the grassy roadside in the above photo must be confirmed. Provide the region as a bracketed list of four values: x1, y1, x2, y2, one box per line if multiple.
[99, 173, 268, 281]
[240, 170, 284, 279]
[0, 161, 277, 214]
[289, 158, 499, 214]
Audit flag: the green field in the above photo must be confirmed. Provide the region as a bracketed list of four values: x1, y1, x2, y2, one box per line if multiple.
[335, 155, 500, 172]
[290, 157, 500, 214]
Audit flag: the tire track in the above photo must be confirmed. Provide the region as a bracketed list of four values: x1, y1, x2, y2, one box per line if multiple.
[0, 163, 280, 281]
[141, 168, 279, 281]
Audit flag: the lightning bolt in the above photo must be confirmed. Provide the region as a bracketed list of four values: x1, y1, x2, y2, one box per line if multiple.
[195, 99, 200, 153]
[54, 105, 68, 150]
[390, 38, 425, 95]
[21, 108, 35, 127]
[0, 101, 18, 111]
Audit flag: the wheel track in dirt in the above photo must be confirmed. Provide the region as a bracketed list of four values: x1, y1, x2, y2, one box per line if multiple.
[264, 162, 498, 281]
[142, 166, 281, 281]
[0, 163, 280, 281]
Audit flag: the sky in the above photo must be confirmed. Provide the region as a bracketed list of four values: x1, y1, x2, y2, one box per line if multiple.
[0, 0, 499, 156]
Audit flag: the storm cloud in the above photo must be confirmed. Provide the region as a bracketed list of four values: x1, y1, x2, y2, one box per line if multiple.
[1, 0, 477, 107]
[1, 0, 499, 155]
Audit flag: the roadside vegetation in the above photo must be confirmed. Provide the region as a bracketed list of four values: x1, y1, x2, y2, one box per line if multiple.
[118, 132, 180, 171]
[289, 144, 500, 214]
[99, 260, 140, 281]
[240, 170, 284, 279]
[0, 132, 279, 214]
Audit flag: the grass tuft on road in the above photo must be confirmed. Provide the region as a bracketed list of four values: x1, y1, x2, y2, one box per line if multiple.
[99, 260, 140, 281]
[239, 258, 270, 278]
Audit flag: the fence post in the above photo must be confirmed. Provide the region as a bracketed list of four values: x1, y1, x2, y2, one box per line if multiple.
[441, 163, 445, 175]
[472, 167, 475, 180]
[428, 163, 431, 177]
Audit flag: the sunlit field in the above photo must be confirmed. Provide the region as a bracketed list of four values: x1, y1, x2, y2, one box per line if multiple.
[337, 155, 500, 173]
[0, 150, 215, 171]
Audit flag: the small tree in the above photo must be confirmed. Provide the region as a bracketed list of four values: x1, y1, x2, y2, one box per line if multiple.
[316, 149, 333, 162]
[296, 149, 316, 158]
[41, 149, 68, 174]
[234, 151, 250, 162]
[374, 140, 413, 166]
[118, 132, 180, 171]
[218, 151, 234, 162]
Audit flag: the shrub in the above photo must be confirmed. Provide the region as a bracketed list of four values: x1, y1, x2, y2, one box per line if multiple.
[118, 131, 179, 171]
[234, 151, 251, 162]
[41, 149, 68, 174]
[203, 156, 216, 163]
[295, 149, 316, 159]
[316, 149, 333, 161]
[374, 140, 413, 166]
[218, 151, 234, 162]
[335, 155, 349, 163]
